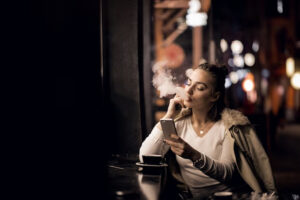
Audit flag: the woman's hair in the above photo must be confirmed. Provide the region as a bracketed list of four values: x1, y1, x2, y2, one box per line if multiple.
[197, 63, 228, 121]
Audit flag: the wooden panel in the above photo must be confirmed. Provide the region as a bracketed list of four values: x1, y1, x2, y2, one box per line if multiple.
[154, 1, 189, 9]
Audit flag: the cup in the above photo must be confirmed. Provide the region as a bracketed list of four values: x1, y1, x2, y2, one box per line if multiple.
[142, 154, 163, 165]
[213, 192, 232, 200]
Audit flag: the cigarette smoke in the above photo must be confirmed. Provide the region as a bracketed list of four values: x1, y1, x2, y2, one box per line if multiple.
[152, 61, 188, 99]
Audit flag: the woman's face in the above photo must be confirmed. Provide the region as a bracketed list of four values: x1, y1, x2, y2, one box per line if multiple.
[183, 68, 218, 110]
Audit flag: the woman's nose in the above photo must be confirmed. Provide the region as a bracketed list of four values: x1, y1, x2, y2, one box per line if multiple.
[185, 84, 193, 95]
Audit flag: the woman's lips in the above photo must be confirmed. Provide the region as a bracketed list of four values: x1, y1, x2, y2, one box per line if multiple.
[185, 96, 192, 102]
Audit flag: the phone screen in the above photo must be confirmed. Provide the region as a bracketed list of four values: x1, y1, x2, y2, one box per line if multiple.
[160, 118, 177, 139]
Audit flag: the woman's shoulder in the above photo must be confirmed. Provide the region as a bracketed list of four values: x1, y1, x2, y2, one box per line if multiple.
[174, 115, 191, 127]
[221, 108, 251, 130]
[174, 108, 192, 122]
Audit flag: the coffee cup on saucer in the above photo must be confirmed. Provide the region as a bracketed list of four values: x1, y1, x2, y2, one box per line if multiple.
[142, 154, 163, 165]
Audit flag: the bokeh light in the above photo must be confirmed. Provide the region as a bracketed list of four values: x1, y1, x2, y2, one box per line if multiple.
[252, 41, 259, 52]
[220, 39, 228, 52]
[231, 40, 243, 54]
[291, 72, 300, 90]
[242, 79, 255, 92]
[286, 57, 295, 77]
[229, 71, 239, 84]
[233, 55, 244, 67]
[244, 53, 255, 67]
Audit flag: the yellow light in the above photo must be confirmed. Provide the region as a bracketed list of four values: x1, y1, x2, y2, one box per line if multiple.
[286, 57, 295, 77]
[242, 79, 254, 92]
[291, 72, 300, 90]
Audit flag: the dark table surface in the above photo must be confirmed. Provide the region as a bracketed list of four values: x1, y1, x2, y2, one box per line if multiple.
[107, 154, 168, 200]
[107, 154, 300, 200]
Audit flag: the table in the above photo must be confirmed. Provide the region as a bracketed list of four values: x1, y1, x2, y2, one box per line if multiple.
[107, 154, 299, 200]
[107, 154, 168, 200]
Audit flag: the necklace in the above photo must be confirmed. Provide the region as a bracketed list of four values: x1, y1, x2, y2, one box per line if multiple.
[191, 118, 213, 136]
[198, 121, 212, 135]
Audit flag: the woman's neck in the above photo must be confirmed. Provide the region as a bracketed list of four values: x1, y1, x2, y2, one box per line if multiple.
[191, 109, 211, 126]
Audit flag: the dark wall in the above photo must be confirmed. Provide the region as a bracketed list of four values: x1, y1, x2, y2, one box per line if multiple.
[103, 0, 145, 154]
[41, 0, 108, 199]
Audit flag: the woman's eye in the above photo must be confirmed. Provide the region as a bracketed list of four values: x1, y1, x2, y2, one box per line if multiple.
[197, 87, 205, 91]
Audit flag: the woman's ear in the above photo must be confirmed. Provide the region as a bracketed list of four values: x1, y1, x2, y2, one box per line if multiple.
[210, 91, 220, 102]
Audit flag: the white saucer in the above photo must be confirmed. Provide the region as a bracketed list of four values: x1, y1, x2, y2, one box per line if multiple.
[136, 162, 168, 168]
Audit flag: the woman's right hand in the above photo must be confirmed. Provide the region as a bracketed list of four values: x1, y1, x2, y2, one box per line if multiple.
[162, 95, 184, 119]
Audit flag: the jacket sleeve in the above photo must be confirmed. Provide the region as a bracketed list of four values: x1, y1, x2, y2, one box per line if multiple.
[193, 132, 235, 183]
[235, 125, 277, 192]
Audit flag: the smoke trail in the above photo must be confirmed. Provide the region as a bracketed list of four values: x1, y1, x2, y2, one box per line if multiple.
[152, 61, 177, 98]
[152, 61, 187, 99]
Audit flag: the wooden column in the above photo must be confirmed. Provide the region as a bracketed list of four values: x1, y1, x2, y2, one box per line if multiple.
[154, 9, 164, 61]
[193, 26, 202, 68]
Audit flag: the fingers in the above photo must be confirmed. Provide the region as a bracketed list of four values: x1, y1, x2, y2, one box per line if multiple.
[170, 134, 180, 140]
[170, 96, 184, 108]
[164, 134, 183, 148]
[170, 146, 183, 155]
[172, 96, 184, 108]
[164, 138, 182, 148]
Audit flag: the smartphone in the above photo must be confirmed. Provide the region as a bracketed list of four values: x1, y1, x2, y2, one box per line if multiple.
[160, 118, 177, 140]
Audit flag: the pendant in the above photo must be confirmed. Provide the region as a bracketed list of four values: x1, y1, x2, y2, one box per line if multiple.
[199, 130, 204, 135]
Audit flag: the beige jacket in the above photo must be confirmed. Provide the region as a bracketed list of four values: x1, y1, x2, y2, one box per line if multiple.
[168, 108, 277, 193]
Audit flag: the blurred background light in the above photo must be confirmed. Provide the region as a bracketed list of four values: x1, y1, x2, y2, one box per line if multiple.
[242, 72, 255, 92]
[286, 57, 295, 77]
[247, 90, 257, 103]
[188, 0, 200, 12]
[242, 79, 255, 92]
[277, 85, 285, 96]
[228, 58, 234, 67]
[229, 71, 239, 84]
[244, 53, 255, 67]
[186, 0, 207, 27]
[261, 78, 268, 96]
[277, 0, 283, 14]
[291, 72, 300, 90]
[261, 68, 270, 78]
[233, 55, 244, 67]
[237, 69, 248, 80]
[225, 77, 232, 88]
[252, 41, 259, 52]
[231, 40, 243, 54]
[220, 39, 228, 52]
[186, 13, 207, 26]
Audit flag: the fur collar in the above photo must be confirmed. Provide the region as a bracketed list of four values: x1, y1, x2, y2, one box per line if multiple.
[221, 108, 250, 129]
[175, 108, 250, 129]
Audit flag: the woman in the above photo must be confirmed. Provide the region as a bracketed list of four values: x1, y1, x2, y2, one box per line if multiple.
[139, 63, 277, 199]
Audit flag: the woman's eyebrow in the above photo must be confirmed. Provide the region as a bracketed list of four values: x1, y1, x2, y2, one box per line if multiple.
[188, 78, 208, 88]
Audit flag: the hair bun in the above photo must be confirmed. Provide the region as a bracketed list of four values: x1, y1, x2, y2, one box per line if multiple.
[219, 65, 229, 77]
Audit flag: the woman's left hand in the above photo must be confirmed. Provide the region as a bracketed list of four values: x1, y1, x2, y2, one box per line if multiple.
[164, 134, 199, 160]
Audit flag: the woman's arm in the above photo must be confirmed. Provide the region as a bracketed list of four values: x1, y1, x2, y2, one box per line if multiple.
[165, 134, 235, 183]
[192, 135, 235, 183]
[140, 95, 184, 162]
[139, 124, 169, 162]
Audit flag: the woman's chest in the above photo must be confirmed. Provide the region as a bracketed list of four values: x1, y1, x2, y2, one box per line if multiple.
[178, 122, 225, 160]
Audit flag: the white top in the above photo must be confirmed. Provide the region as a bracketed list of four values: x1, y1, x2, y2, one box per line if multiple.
[139, 116, 235, 194]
